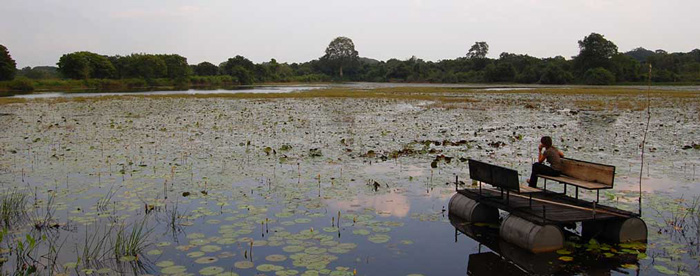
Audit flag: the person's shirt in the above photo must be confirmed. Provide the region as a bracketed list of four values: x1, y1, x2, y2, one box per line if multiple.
[544, 146, 563, 171]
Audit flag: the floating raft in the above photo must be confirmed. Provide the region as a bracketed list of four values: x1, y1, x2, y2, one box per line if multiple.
[449, 188, 647, 253]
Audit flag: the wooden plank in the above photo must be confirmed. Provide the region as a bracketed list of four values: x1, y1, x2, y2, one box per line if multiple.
[519, 186, 543, 193]
[560, 158, 615, 186]
[539, 175, 610, 189]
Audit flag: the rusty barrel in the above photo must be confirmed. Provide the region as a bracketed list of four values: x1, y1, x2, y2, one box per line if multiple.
[448, 193, 499, 223]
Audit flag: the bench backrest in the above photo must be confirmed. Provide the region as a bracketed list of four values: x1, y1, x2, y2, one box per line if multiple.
[560, 158, 615, 187]
[468, 159, 520, 191]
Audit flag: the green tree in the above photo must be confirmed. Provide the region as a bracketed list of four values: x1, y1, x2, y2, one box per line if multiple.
[158, 54, 190, 80]
[583, 67, 616, 85]
[124, 54, 167, 80]
[484, 62, 516, 82]
[610, 54, 640, 82]
[221, 55, 255, 84]
[573, 33, 618, 75]
[321, 37, 359, 77]
[0, 44, 17, 81]
[57, 52, 90, 79]
[194, 62, 219, 76]
[467, 42, 489, 59]
[57, 52, 115, 79]
[539, 64, 573, 84]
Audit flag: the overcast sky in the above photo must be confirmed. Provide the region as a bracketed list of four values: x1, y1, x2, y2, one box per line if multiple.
[1, 0, 698, 67]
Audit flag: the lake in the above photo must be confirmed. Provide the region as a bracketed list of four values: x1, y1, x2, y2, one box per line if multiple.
[0, 86, 698, 275]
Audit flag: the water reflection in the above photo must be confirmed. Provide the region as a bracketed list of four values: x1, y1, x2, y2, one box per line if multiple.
[10, 85, 324, 99]
[450, 215, 641, 275]
[329, 192, 411, 218]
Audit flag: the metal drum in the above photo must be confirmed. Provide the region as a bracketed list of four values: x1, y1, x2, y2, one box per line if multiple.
[448, 193, 499, 223]
[500, 214, 564, 253]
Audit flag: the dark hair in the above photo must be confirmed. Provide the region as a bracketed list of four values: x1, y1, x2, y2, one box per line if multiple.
[541, 136, 553, 148]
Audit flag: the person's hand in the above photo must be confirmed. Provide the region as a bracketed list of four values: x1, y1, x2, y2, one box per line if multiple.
[538, 144, 543, 151]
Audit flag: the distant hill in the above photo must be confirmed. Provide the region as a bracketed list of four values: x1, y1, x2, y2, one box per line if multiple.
[359, 57, 380, 65]
[624, 47, 655, 63]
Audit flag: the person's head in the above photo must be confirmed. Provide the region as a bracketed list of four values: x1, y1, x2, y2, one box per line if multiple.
[541, 136, 553, 148]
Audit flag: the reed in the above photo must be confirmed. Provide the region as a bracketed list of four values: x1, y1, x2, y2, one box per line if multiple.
[113, 216, 152, 261]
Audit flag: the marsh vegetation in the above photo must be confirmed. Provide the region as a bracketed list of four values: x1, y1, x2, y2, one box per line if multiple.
[0, 87, 698, 275]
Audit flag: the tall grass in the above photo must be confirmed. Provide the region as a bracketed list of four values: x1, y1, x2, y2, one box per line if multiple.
[0, 190, 28, 229]
[80, 225, 112, 268]
[113, 217, 152, 260]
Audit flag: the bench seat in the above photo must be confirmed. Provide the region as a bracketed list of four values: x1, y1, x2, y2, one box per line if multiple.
[535, 158, 616, 202]
[538, 175, 610, 190]
[519, 186, 544, 193]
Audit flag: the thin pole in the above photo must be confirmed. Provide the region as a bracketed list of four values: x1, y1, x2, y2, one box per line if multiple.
[639, 64, 652, 216]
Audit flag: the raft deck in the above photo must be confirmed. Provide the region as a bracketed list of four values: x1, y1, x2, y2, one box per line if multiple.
[458, 188, 638, 225]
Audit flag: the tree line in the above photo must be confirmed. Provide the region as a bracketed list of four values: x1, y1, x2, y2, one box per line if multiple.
[1, 32, 699, 90]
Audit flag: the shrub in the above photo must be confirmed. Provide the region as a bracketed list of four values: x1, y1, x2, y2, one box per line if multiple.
[7, 77, 35, 92]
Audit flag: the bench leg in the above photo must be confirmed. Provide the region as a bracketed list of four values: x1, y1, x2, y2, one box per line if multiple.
[506, 190, 510, 205]
[596, 190, 600, 203]
[564, 184, 567, 196]
[544, 179, 547, 192]
[575, 187, 579, 200]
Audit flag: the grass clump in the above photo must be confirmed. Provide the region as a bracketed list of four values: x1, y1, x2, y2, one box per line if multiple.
[0, 190, 28, 229]
[113, 217, 152, 261]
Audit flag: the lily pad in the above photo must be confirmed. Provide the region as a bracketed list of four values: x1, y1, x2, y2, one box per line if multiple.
[234, 261, 255, 269]
[266, 254, 288, 262]
[199, 266, 225, 275]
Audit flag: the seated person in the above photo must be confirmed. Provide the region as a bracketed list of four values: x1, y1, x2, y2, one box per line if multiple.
[527, 136, 564, 188]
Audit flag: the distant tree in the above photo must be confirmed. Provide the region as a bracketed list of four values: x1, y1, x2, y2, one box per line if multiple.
[125, 54, 167, 80]
[321, 37, 359, 77]
[467, 42, 489, 59]
[583, 67, 616, 85]
[57, 53, 90, 79]
[0, 44, 17, 81]
[194, 62, 219, 76]
[539, 64, 573, 84]
[57, 52, 116, 79]
[573, 33, 618, 74]
[610, 54, 640, 82]
[484, 62, 516, 82]
[158, 54, 190, 80]
[18, 66, 60, 79]
[221, 56, 255, 85]
[515, 66, 540, 83]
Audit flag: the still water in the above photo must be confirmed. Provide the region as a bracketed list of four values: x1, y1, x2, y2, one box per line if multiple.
[0, 87, 698, 275]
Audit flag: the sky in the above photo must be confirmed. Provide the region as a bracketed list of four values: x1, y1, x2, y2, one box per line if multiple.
[1, 0, 699, 68]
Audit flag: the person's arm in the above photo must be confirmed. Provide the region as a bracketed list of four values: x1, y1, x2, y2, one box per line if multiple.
[558, 150, 564, 158]
[537, 145, 546, 163]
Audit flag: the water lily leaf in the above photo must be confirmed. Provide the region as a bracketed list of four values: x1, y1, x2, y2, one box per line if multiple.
[234, 261, 255, 269]
[368, 234, 390, 244]
[156, 261, 175, 267]
[266, 254, 288, 262]
[558, 256, 573, 262]
[195, 256, 218, 264]
[201, 245, 222, 252]
[199, 266, 225, 276]
[161, 265, 187, 274]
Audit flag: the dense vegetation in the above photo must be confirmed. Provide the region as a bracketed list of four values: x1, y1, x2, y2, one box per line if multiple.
[1, 32, 699, 92]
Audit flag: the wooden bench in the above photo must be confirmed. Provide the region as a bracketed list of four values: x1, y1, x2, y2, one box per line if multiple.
[538, 158, 615, 202]
[467, 159, 542, 206]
